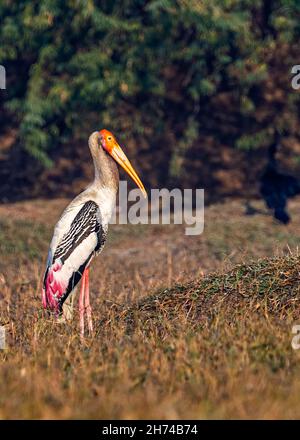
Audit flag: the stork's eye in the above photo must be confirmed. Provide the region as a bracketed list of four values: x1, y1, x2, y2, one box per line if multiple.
[107, 136, 112, 141]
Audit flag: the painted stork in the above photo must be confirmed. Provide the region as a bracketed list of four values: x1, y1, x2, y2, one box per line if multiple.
[42, 130, 147, 337]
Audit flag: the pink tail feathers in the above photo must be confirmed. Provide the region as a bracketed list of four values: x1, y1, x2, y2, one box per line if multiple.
[43, 260, 67, 312]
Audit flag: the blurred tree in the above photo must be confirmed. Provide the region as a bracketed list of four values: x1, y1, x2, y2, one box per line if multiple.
[0, 0, 300, 197]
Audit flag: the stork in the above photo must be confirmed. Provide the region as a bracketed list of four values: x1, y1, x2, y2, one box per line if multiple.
[42, 130, 147, 337]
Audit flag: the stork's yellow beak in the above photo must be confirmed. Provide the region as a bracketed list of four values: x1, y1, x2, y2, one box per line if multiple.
[109, 141, 147, 198]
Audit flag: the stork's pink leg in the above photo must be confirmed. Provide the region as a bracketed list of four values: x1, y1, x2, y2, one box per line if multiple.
[84, 268, 93, 334]
[79, 269, 86, 338]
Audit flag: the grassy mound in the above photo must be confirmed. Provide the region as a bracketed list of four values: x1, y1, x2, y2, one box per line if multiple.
[119, 255, 300, 334]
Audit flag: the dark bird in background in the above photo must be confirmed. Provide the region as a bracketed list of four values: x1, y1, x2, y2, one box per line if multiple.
[259, 133, 300, 224]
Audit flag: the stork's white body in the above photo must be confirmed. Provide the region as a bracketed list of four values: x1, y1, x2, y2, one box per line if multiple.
[49, 185, 116, 290]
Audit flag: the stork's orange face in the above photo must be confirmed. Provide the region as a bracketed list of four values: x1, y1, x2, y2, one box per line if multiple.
[99, 129, 147, 198]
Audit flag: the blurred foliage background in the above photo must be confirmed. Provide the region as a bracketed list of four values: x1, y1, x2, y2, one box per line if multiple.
[0, 0, 300, 201]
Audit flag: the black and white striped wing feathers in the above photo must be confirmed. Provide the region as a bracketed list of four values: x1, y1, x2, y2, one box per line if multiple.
[43, 200, 107, 311]
[54, 201, 103, 263]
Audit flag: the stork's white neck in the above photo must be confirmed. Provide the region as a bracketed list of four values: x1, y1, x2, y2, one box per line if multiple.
[83, 131, 119, 224]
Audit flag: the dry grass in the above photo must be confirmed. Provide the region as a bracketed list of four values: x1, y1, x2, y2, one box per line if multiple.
[1, 198, 300, 419]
